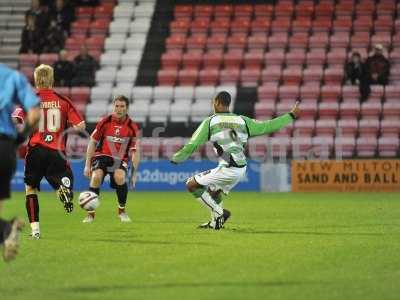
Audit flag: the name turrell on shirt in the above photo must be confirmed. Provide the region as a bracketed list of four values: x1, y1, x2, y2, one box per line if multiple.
[40, 101, 61, 109]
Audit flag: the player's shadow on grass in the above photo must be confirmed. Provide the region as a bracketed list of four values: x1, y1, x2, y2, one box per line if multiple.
[227, 228, 389, 236]
[66, 280, 323, 293]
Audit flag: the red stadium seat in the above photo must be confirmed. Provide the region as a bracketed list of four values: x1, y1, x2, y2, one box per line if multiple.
[65, 36, 87, 51]
[166, 35, 186, 50]
[302, 66, 323, 84]
[268, 33, 288, 49]
[240, 67, 261, 87]
[361, 101, 382, 118]
[332, 19, 353, 33]
[194, 5, 213, 17]
[385, 85, 400, 99]
[231, 19, 250, 34]
[271, 18, 292, 33]
[226, 35, 247, 49]
[255, 101, 275, 119]
[234, 5, 253, 17]
[299, 100, 318, 118]
[312, 19, 332, 33]
[340, 102, 360, 119]
[39, 53, 58, 65]
[254, 4, 273, 18]
[300, 84, 320, 100]
[258, 83, 279, 102]
[261, 66, 282, 83]
[380, 119, 400, 136]
[85, 36, 105, 51]
[19, 54, 38, 67]
[247, 35, 268, 50]
[244, 50, 264, 68]
[161, 51, 182, 69]
[94, 4, 114, 19]
[198, 67, 219, 85]
[285, 49, 306, 66]
[359, 118, 380, 136]
[265, 50, 285, 66]
[321, 85, 341, 102]
[282, 66, 303, 85]
[382, 101, 400, 119]
[356, 136, 377, 157]
[309, 33, 329, 49]
[319, 102, 339, 118]
[342, 85, 360, 101]
[330, 33, 350, 48]
[279, 85, 300, 101]
[223, 50, 243, 68]
[75, 7, 94, 19]
[296, 3, 314, 18]
[337, 119, 358, 136]
[178, 68, 198, 85]
[210, 19, 230, 34]
[274, 3, 294, 17]
[335, 3, 354, 17]
[186, 35, 207, 50]
[291, 18, 312, 34]
[378, 136, 399, 157]
[174, 5, 192, 18]
[288, 33, 309, 49]
[371, 33, 392, 49]
[327, 48, 347, 66]
[314, 3, 334, 16]
[353, 17, 374, 33]
[89, 19, 110, 36]
[158, 69, 178, 86]
[202, 50, 223, 68]
[182, 52, 203, 69]
[170, 20, 190, 34]
[214, 4, 233, 17]
[324, 67, 344, 84]
[374, 17, 394, 33]
[70, 87, 90, 103]
[335, 136, 356, 158]
[251, 19, 271, 34]
[306, 49, 326, 66]
[206, 35, 226, 51]
[71, 20, 90, 36]
[190, 19, 209, 34]
[219, 67, 240, 85]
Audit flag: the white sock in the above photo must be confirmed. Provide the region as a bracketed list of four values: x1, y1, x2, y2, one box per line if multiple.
[196, 191, 223, 217]
[30, 222, 40, 233]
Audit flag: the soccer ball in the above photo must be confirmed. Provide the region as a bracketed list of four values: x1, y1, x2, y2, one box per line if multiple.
[78, 191, 100, 211]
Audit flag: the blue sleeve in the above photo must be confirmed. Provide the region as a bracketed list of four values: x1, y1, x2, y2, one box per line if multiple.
[13, 71, 39, 111]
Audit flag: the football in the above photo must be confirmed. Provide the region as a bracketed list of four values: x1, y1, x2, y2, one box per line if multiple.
[78, 191, 100, 211]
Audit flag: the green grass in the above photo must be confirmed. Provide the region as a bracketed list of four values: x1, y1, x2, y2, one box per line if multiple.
[1, 192, 400, 300]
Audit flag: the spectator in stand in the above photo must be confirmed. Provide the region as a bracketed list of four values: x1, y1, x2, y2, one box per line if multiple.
[25, 0, 49, 33]
[360, 44, 391, 101]
[53, 49, 75, 86]
[72, 45, 98, 87]
[50, 0, 75, 35]
[345, 52, 365, 85]
[20, 15, 43, 54]
[75, 0, 99, 6]
[42, 20, 65, 53]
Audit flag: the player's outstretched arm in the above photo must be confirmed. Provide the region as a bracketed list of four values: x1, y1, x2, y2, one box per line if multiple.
[242, 101, 301, 137]
[171, 118, 210, 164]
[84, 138, 96, 178]
[73, 121, 86, 131]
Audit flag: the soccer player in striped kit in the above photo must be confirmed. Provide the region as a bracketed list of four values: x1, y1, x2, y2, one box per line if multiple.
[171, 91, 300, 230]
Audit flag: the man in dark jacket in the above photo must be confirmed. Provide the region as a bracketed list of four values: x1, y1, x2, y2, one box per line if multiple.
[72, 45, 98, 87]
[345, 52, 365, 85]
[20, 15, 43, 54]
[53, 49, 75, 86]
[50, 0, 75, 35]
[42, 20, 65, 53]
[360, 44, 391, 101]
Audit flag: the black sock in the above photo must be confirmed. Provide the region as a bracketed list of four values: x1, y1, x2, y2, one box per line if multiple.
[115, 183, 128, 208]
[26, 194, 39, 223]
[0, 218, 11, 244]
[89, 187, 100, 195]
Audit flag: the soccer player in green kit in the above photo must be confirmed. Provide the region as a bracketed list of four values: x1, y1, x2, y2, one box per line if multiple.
[171, 91, 300, 230]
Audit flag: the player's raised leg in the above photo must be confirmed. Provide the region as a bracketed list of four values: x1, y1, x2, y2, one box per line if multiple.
[186, 176, 228, 230]
[112, 169, 131, 222]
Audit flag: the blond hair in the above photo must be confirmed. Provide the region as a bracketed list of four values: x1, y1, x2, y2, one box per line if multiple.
[34, 64, 54, 88]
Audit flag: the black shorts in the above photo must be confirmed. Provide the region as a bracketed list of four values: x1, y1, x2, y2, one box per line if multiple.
[91, 155, 128, 188]
[24, 146, 73, 191]
[0, 137, 17, 200]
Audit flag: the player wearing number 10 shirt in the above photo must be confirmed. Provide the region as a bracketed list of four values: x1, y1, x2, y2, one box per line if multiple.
[23, 64, 85, 239]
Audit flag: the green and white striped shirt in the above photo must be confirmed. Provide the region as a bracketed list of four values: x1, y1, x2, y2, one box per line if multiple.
[171, 112, 294, 167]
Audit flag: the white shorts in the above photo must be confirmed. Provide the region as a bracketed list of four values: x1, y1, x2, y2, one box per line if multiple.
[193, 165, 247, 194]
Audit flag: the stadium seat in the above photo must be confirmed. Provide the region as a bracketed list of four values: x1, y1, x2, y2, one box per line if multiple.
[264, 50, 285, 66]
[356, 136, 377, 157]
[240, 67, 261, 87]
[279, 85, 300, 101]
[337, 119, 358, 136]
[282, 66, 303, 85]
[309, 33, 329, 49]
[149, 101, 170, 123]
[132, 86, 153, 102]
[361, 101, 382, 118]
[19, 54, 38, 67]
[174, 87, 194, 102]
[198, 67, 219, 85]
[321, 85, 341, 102]
[302, 66, 323, 84]
[219, 68, 240, 85]
[335, 136, 356, 158]
[359, 118, 380, 136]
[194, 86, 216, 102]
[340, 102, 360, 119]
[258, 83, 279, 102]
[378, 136, 399, 157]
[380, 119, 400, 136]
[178, 69, 198, 85]
[158, 69, 178, 86]
[285, 50, 306, 66]
[324, 67, 344, 84]
[39, 53, 58, 65]
[255, 102, 275, 119]
[261, 66, 282, 84]
[291, 136, 313, 158]
[319, 102, 339, 118]
[170, 101, 191, 123]
[306, 49, 326, 66]
[70, 87, 90, 104]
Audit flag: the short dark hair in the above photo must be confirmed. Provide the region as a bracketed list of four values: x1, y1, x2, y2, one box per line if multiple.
[214, 91, 231, 107]
[352, 52, 361, 58]
[113, 95, 129, 107]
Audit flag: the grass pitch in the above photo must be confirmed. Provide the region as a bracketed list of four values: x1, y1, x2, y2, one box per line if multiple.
[1, 192, 400, 300]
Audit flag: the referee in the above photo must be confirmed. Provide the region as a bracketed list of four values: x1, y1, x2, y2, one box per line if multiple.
[0, 64, 40, 262]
